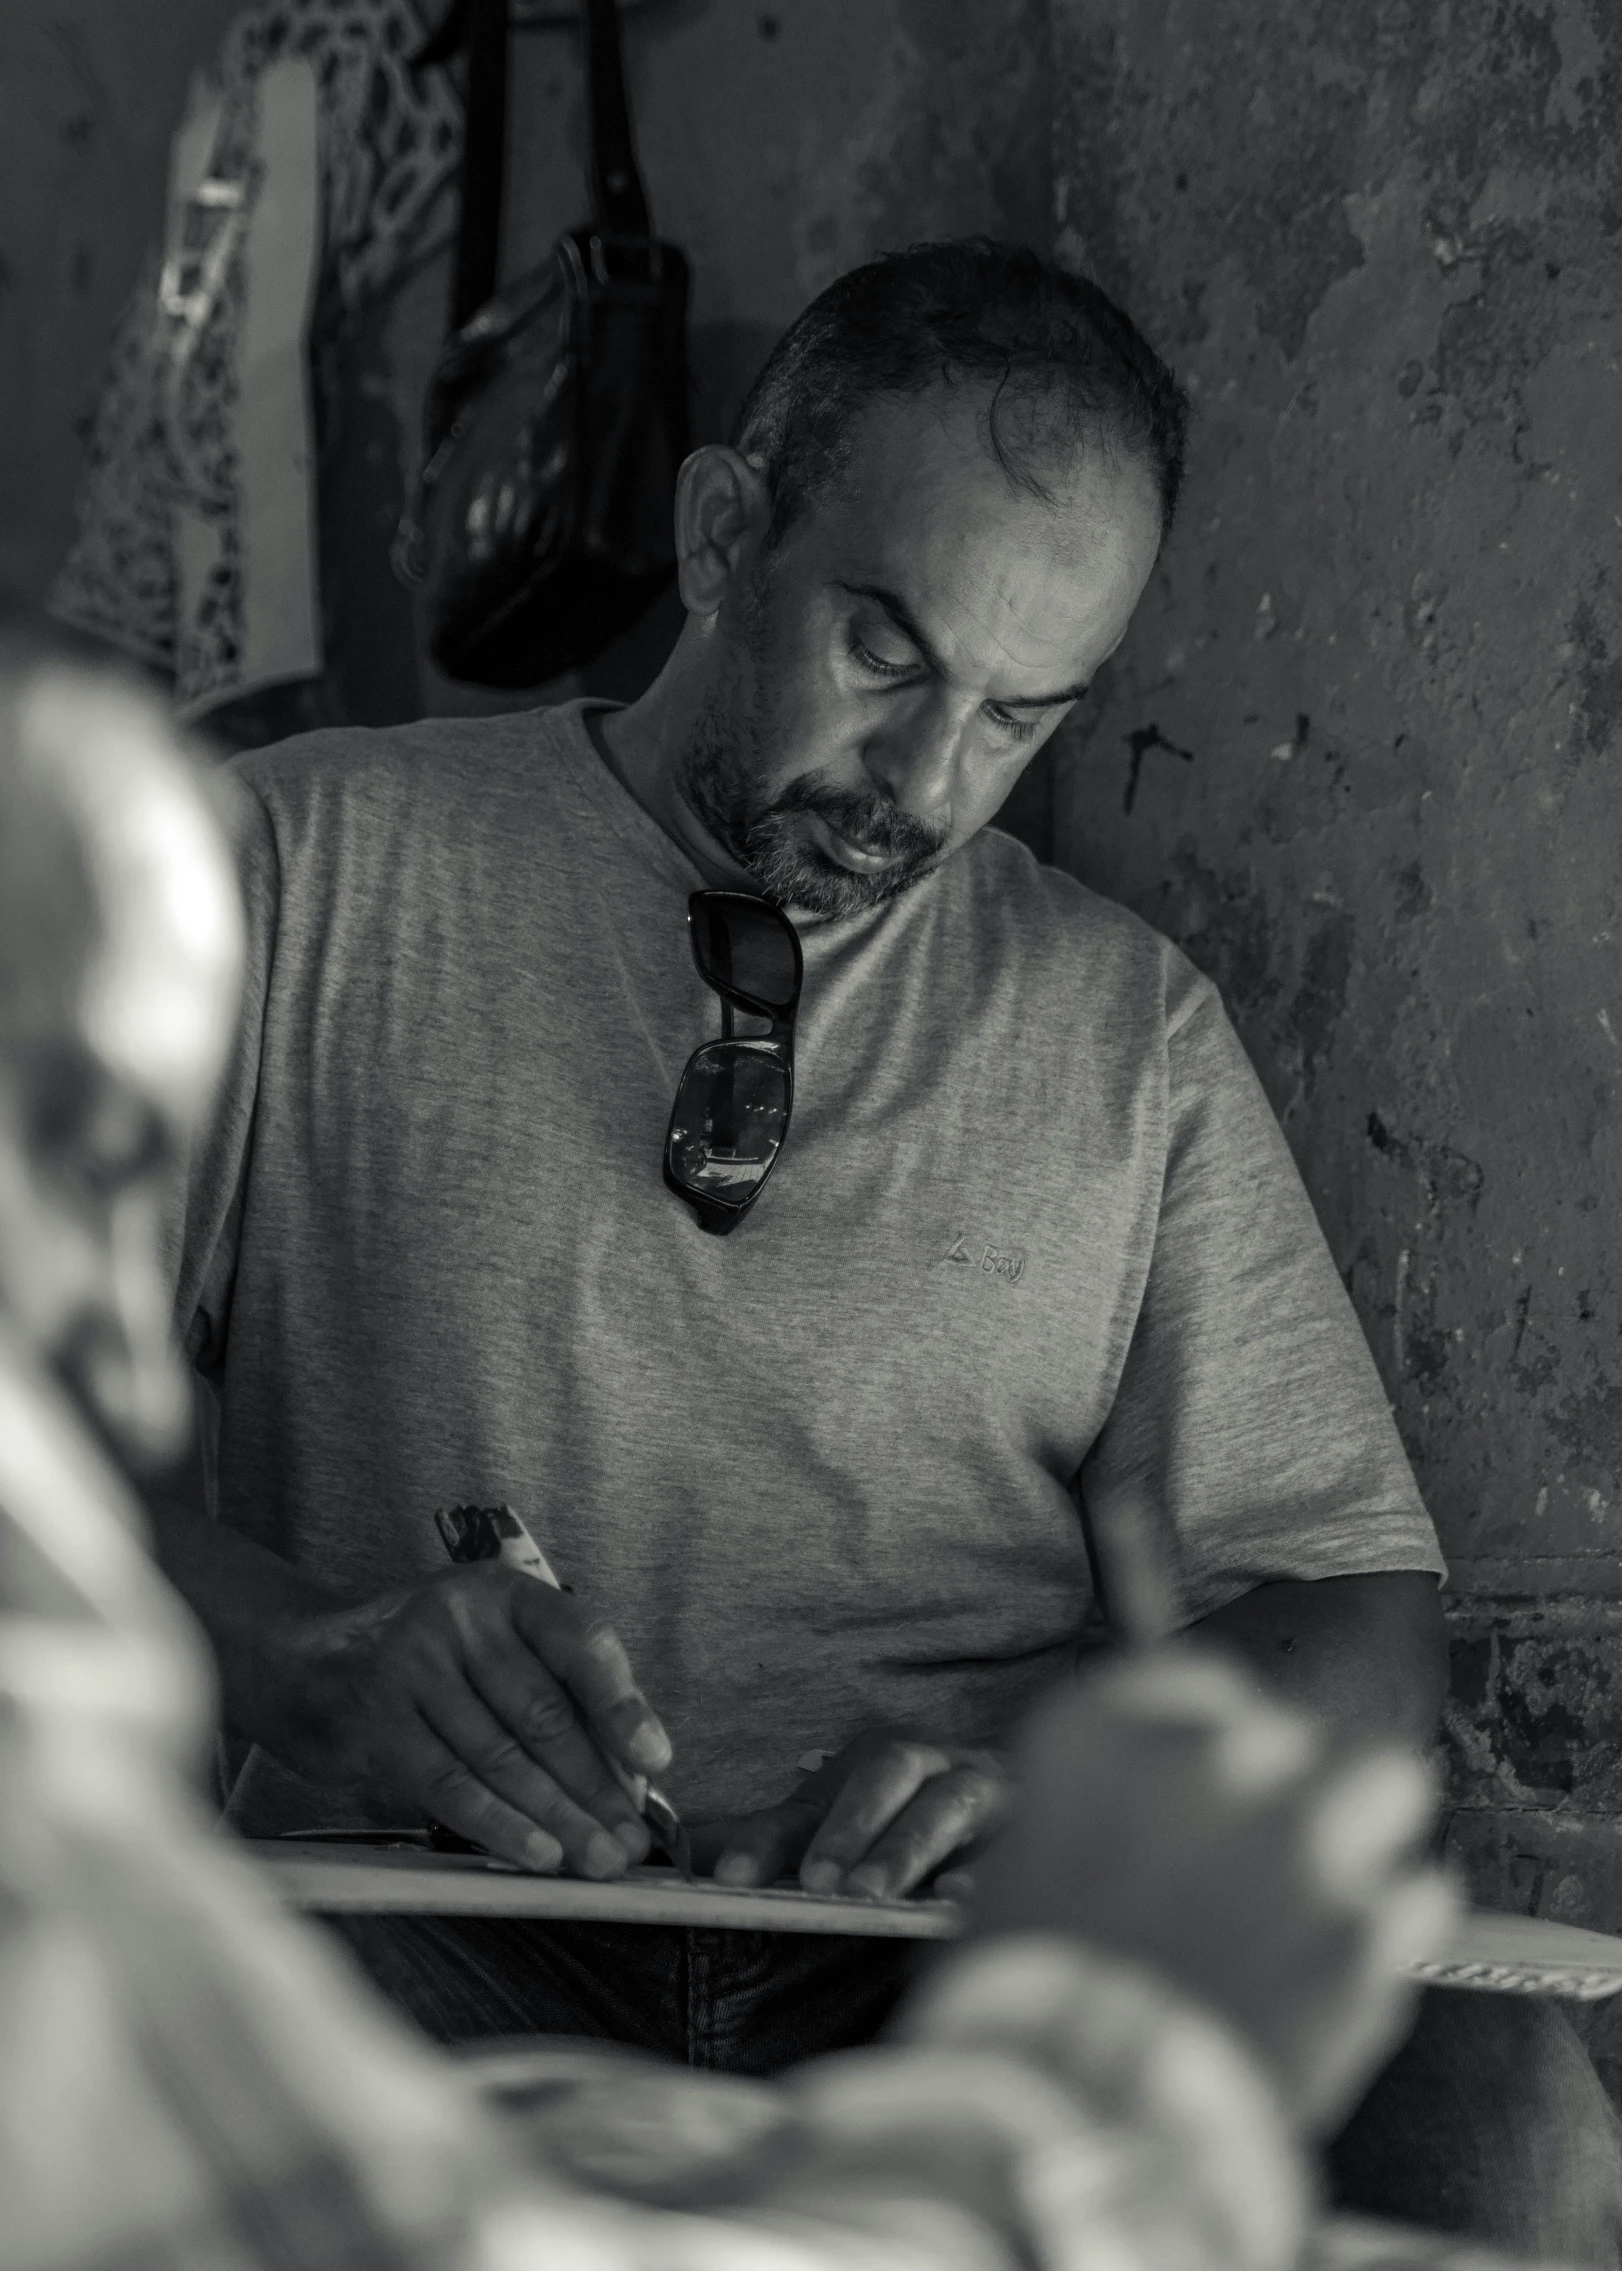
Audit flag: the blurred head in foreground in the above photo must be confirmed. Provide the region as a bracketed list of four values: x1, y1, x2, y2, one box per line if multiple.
[0, 624, 241, 1467]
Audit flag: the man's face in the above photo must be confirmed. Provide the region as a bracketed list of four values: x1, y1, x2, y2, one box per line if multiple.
[682, 385, 1164, 919]
[0, 675, 241, 1467]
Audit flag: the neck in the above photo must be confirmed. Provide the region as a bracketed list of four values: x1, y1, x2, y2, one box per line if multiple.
[587, 628, 759, 894]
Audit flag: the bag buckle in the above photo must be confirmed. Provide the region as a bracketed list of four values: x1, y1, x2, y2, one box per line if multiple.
[584, 231, 664, 288]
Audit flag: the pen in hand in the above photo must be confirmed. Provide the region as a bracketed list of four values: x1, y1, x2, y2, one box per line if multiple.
[435, 1503, 694, 1879]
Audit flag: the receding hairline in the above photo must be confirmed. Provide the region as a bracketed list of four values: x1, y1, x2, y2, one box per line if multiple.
[741, 368, 1170, 563]
[737, 353, 1182, 560]
[729, 240, 1190, 551]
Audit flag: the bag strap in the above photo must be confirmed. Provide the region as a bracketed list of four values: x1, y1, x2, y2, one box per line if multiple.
[582, 0, 651, 241]
[412, 0, 511, 329]
[415, 0, 651, 332]
[454, 0, 511, 327]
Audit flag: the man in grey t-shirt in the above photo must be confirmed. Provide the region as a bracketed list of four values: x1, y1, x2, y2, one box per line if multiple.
[156, 244, 1622, 2256]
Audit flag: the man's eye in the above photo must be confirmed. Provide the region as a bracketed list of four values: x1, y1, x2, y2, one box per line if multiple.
[850, 637, 916, 681]
[986, 706, 1042, 743]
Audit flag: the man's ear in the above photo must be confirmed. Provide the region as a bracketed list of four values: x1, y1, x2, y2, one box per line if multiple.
[674, 446, 772, 618]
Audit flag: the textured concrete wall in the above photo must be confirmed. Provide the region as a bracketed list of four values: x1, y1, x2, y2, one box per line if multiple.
[1048, 0, 1622, 2038]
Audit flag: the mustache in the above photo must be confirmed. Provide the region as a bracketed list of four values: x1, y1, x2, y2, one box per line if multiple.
[772, 779, 948, 863]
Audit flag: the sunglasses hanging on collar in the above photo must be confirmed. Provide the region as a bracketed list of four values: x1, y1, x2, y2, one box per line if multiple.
[664, 893, 803, 1236]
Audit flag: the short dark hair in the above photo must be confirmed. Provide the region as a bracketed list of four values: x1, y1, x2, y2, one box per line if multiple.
[730, 239, 1190, 545]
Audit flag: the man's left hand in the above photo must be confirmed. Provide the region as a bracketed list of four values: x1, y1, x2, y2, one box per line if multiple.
[695, 1729, 1008, 1898]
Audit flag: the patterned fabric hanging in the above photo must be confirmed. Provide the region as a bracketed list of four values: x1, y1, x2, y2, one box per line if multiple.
[49, 1, 462, 720]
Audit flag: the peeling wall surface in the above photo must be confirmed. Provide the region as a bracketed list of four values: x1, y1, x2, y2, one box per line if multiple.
[1049, 0, 1622, 2036]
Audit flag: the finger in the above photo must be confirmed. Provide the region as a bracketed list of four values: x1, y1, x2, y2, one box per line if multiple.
[842, 1765, 1009, 1900]
[1212, 1704, 1320, 1797]
[1094, 1650, 1321, 1795]
[1366, 1865, 1460, 1979]
[1093, 1647, 1287, 1736]
[925, 1827, 995, 1903]
[458, 1618, 651, 1860]
[713, 1798, 825, 1888]
[800, 1741, 952, 1892]
[507, 1581, 672, 1776]
[416, 1677, 635, 1880]
[1292, 1869, 1460, 2132]
[396, 1713, 565, 1875]
[1304, 1750, 1438, 1895]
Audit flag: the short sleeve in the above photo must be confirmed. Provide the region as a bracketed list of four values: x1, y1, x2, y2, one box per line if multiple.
[161, 771, 281, 1385]
[1078, 977, 1445, 1623]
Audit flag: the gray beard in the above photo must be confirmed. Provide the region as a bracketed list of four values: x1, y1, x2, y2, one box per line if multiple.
[681, 670, 947, 922]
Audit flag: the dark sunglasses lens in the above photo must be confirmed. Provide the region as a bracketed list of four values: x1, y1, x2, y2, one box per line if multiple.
[667, 1042, 790, 1200]
[691, 898, 799, 1012]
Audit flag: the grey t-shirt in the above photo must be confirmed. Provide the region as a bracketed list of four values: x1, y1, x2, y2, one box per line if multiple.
[173, 701, 1443, 1834]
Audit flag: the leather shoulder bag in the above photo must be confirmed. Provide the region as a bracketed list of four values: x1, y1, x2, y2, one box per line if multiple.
[394, 0, 689, 688]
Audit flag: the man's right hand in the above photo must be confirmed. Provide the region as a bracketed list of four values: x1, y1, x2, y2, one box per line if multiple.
[275, 1564, 673, 1878]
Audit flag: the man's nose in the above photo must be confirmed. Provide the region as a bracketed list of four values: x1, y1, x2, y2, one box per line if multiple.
[861, 690, 963, 827]
[77, 1198, 191, 1468]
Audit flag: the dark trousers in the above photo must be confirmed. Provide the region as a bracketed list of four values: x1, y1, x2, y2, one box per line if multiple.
[320, 1914, 1622, 2266]
[320, 1913, 919, 2073]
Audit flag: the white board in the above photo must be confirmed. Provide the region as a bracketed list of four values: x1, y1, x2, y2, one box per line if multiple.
[1410, 1910, 1622, 2001]
[253, 1842, 961, 1940]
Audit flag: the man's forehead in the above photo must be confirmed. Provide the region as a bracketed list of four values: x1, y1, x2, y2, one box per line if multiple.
[84, 931, 238, 1134]
[5, 669, 244, 1128]
[804, 390, 1160, 688]
[827, 381, 1152, 527]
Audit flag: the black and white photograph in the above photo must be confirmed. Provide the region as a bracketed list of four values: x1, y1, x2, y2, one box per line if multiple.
[1, 4, 1619, 2267]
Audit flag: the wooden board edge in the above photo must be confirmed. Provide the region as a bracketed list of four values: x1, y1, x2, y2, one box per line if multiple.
[255, 1846, 963, 1940]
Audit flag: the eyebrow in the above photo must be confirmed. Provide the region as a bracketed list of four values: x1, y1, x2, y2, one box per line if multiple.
[839, 581, 1092, 709]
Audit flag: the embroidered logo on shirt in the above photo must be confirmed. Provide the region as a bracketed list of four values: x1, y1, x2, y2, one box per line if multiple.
[943, 1233, 1028, 1284]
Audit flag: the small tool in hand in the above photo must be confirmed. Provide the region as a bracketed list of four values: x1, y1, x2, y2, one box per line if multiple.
[435, 1502, 693, 1879]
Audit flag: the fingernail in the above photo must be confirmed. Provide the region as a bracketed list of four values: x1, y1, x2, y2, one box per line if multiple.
[614, 1819, 651, 1863]
[523, 1830, 563, 1873]
[802, 1859, 843, 1895]
[584, 1829, 629, 1879]
[845, 1866, 886, 1900]
[715, 1851, 760, 1887]
[626, 1720, 673, 1774]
